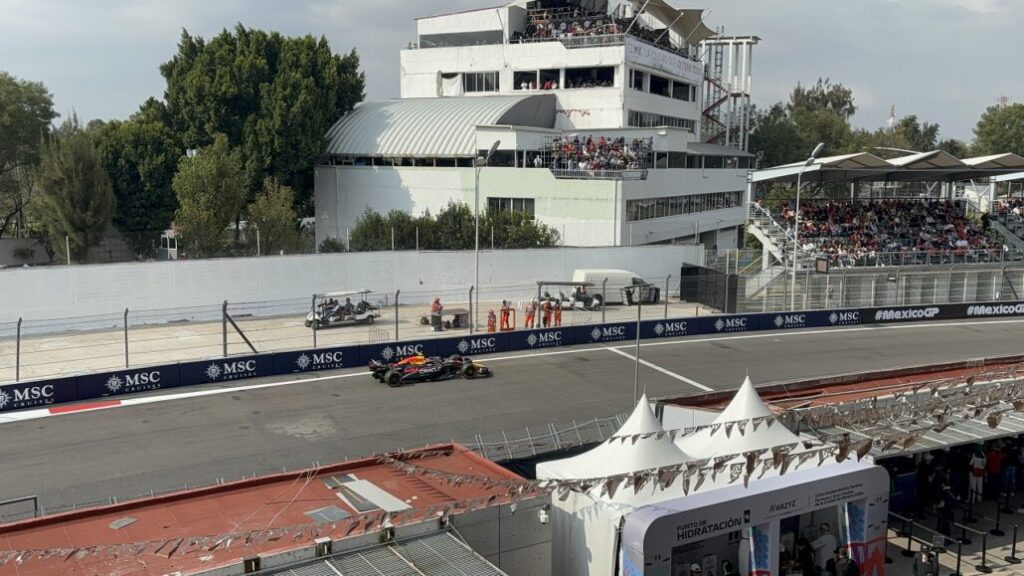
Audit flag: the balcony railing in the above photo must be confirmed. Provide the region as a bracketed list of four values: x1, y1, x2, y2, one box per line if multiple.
[550, 168, 647, 181]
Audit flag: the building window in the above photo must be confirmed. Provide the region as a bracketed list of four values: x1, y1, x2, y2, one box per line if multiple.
[464, 71, 499, 93]
[514, 71, 538, 90]
[565, 66, 614, 89]
[626, 191, 742, 222]
[631, 69, 645, 91]
[627, 110, 696, 132]
[672, 81, 693, 101]
[649, 74, 671, 97]
[488, 197, 536, 217]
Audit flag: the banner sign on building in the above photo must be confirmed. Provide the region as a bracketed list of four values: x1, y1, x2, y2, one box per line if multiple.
[625, 37, 705, 85]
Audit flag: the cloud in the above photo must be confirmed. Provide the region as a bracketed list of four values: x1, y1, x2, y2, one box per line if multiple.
[0, 0, 1020, 141]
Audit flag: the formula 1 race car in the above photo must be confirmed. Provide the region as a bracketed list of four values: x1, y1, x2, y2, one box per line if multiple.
[368, 355, 492, 387]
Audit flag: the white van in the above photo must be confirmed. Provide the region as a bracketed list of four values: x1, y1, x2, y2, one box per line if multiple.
[572, 269, 647, 305]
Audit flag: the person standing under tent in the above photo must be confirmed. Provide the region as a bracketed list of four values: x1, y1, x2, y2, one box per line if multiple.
[969, 446, 986, 503]
[811, 523, 837, 576]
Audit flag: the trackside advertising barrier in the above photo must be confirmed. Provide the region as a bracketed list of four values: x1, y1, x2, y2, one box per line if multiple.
[2, 301, 1021, 413]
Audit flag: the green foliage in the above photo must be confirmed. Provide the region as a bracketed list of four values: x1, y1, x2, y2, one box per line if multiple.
[93, 117, 181, 256]
[33, 115, 116, 263]
[748, 103, 804, 168]
[481, 210, 560, 248]
[349, 207, 391, 251]
[938, 138, 970, 157]
[247, 177, 301, 254]
[973, 103, 1024, 157]
[159, 25, 365, 212]
[0, 71, 57, 238]
[348, 202, 560, 251]
[318, 237, 346, 253]
[172, 134, 246, 257]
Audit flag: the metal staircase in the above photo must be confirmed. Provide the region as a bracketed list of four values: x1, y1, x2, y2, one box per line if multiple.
[747, 203, 792, 265]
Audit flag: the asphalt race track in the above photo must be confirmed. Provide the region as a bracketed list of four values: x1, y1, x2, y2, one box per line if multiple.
[1, 318, 1022, 514]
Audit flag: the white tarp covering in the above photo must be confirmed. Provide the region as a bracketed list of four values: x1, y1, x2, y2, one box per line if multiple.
[537, 394, 690, 576]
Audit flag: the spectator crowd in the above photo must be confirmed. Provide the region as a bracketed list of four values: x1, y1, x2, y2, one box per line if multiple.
[541, 135, 653, 171]
[515, 5, 691, 58]
[774, 199, 1003, 267]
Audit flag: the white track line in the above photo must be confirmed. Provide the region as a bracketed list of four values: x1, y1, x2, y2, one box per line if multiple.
[2, 318, 1021, 425]
[605, 347, 712, 391]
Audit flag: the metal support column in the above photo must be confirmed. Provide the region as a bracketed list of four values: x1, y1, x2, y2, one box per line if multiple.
[123, 308, 130, 368]
[469, 286, 475, 335]
[394, 290, 401, 341]
[15, 318, 22, 382]
[222, 300, 228, 357]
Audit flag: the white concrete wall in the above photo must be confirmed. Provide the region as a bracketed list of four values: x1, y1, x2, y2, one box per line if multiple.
[315, 165, 621, 247]
[0, 239, 49, 267]
[0, 245, 702, 322]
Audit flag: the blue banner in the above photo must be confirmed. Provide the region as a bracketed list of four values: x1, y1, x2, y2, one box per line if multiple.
[698, 313, 759, 335]
[755, 311, 834, 331]
[435, 333, 510, 357]
[508, 326, 575, 351]
[639, 318, 702, 339]
[179, 355, 275, 387]
[0, 377, 79, 412]
[575, 321, 638, 345]
[274, 346, 361, 375]
[78, 365, 182, 400]
[360, 339, 438, 365]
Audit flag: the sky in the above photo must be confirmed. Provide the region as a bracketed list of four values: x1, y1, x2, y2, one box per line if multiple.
[1, 0, 1021, 142]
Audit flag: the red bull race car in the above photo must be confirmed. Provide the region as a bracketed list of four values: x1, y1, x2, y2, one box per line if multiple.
[368, 354, 492, 387]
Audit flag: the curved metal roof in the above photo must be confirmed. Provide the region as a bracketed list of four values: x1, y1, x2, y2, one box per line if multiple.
[323, 95, 555, 158]
[752, 149, 1024, 184]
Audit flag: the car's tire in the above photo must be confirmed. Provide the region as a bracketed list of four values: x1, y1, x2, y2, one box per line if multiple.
[304, 320, 312, 328]
[365, 315, 375, 325]
[590, 295, 603, 310]
[461, 364, 478, 379]
[313, 320, 321, 330]
[385, 371, 403, 387]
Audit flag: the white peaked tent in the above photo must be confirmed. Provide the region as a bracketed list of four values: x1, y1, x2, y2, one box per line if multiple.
[537, 395, 690, 576]
[677, 376, 802, 460]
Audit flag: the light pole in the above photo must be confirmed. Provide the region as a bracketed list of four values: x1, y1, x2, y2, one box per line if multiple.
[475, 140, 501, 329]
[790, 142, 825, 312]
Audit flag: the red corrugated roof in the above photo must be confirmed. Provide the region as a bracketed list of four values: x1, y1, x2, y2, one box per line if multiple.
[0, 443, 521, 576]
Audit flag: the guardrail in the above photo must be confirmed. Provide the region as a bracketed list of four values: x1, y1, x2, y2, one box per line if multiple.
[2, 300, 1023, 414]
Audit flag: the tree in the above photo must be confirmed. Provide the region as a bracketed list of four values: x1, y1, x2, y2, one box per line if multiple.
[93, 118, 181, 256]
[159, 25, 365, 212]
[973, 103, 1024, 157]
[247, 177, 301, 254]
[749, 103, 805, 167]
[938, 138, 970, 158]
[33, 116, 116, 263]
[348, 207, 390, 251]
[434, 201, 476, 250]
[482, 210, 560, 248]
[172, 134, 246, 257]
[788, 79, 856, 155]
[893, 115, 940, 152]
[0, 71, 58, 238]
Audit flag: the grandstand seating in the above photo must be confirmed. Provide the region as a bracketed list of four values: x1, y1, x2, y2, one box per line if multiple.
[773, 199, 1005, 267]
[541, 135, 653, 171]
[518, 4, 691, 58]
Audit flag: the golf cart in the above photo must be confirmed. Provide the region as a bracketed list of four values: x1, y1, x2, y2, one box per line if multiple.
[305, 290, 380, 329]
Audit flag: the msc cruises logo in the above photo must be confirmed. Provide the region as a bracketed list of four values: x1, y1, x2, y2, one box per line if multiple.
[296, 351, 345, 371]
[381, 344, 424, 361]
[458, 340, 471, 354]
[105, 375, 123, 393]
[654, 321, 688, 337]
[590, 326, 627, 342]
[526, 330, 563, 348]
[205, 360, 258, 381]
[714, 317, 748, 333]
[0, 390, 9, 410]
[773, 314, 807, 329]
[829, 311, 860, 326]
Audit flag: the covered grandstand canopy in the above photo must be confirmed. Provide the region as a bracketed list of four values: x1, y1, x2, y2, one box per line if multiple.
[623, 0, 716, 44]
[751, 150, 1024, 185]
[323, 94, 555, 158]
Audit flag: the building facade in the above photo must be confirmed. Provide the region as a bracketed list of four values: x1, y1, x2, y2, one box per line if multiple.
[315, 0, 756, 249]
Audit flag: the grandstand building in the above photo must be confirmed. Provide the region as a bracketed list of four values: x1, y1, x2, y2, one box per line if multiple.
[315, 0, 757, 248]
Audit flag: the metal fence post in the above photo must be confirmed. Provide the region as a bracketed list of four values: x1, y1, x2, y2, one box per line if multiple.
[15, 318, 22, 382]
[469, 286, 475, 335]
[394, 289, 400, 341]
[222, 300, 228, 357]
[664, 274, 671, 319]
[602, 278, 608, 324]
[311, 294, 317, 349]
[124, 308, 129, 368]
